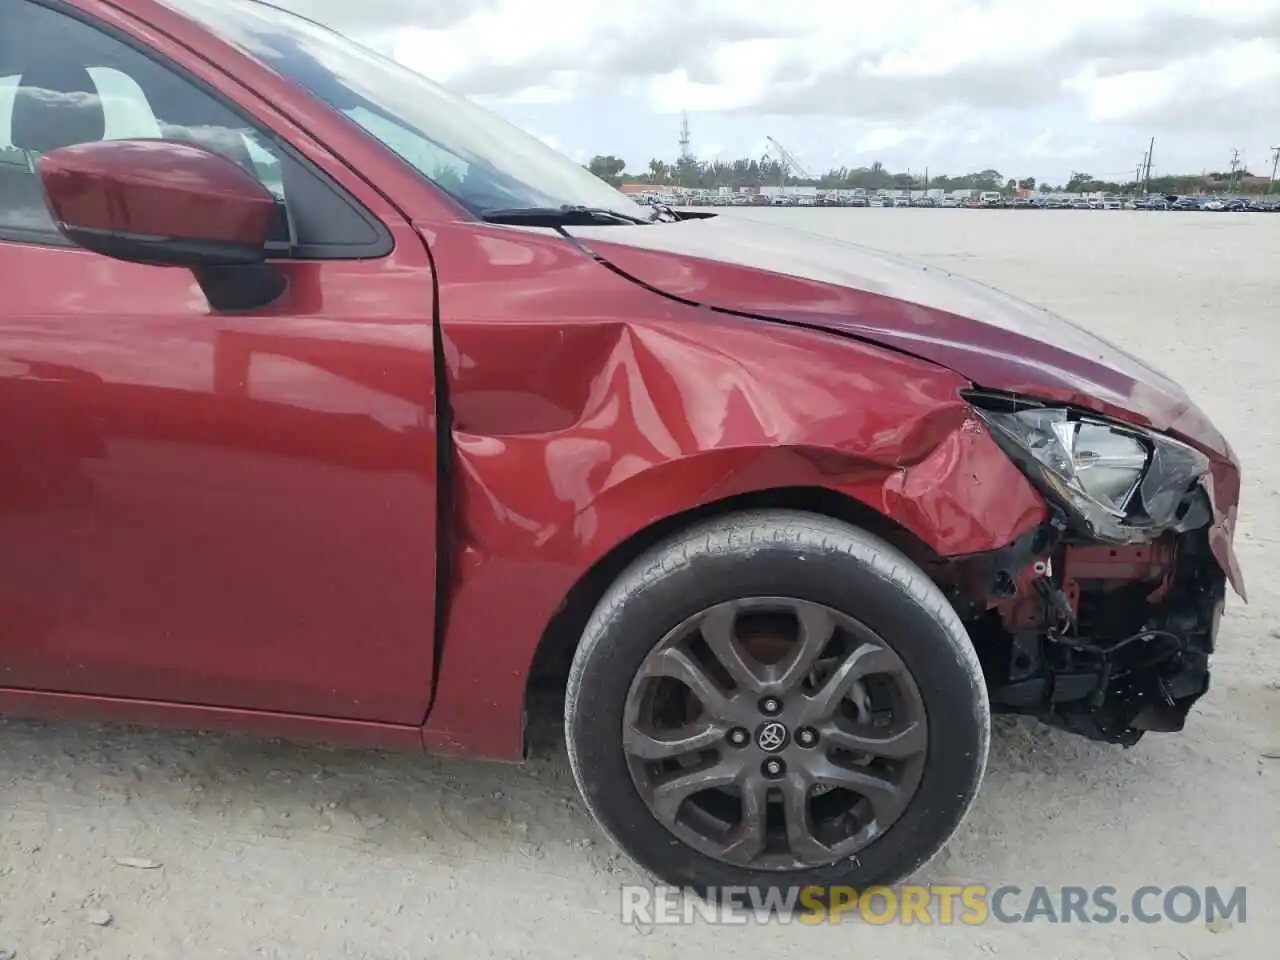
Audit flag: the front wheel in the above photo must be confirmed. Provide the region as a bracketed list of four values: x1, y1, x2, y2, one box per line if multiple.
[565, 510, 989, 897]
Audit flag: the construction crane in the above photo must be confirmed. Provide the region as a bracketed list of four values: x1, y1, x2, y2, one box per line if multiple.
[765, 136, 812, 195]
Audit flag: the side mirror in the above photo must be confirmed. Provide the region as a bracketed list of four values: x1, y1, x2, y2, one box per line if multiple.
[39, 138, 286, 311]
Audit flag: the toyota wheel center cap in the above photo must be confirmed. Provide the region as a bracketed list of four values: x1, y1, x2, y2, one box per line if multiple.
[755, 721, 790, 753]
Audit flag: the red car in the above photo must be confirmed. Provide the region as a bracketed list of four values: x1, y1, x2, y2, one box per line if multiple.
[0, 0, 1243, 896]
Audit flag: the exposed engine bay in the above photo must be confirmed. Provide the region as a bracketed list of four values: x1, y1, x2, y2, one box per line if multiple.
[904, 388, 1234, 745]
[942, 520, 1225, 745]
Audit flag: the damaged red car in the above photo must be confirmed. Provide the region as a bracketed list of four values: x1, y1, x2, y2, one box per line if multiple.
[0, 0, 1243, 894]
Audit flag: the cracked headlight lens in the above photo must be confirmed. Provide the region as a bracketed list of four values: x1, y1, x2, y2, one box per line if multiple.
[971, 402, 1211, 542]
[1033, 415, 1148, 515]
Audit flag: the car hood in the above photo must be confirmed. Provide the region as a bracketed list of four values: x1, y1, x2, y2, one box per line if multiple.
[566, 214, 1244, 598]
[565, 216, 1231, 460]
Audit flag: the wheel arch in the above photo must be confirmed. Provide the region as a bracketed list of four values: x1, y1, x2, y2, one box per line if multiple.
[423, 417, 1044, 760]
[526, 484, 945, 699]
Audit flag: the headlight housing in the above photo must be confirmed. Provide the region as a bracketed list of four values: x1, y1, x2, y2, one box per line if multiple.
[969, 396, 1211, 543]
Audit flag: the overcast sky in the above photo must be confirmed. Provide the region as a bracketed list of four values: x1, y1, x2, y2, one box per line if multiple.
[273, 0, 1280, 183]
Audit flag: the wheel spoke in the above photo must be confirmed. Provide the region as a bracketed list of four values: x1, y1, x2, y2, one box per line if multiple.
[800, 642, 903, 722]
[806, 754, 907, 827]
[624, 598, 930, 872]
[641, 647, 729, 716]
[623, 721, 726, 761]
[821, 719, 927, 760]
[780, 772, 837, 866]
[650, 758, 741, 823]
[765, 603, 836, 692]
[721, 773, 770, 864]
[699, 605, 764, 694]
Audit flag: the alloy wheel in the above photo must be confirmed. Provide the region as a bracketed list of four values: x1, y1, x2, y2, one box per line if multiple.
[622, 597, 928, 870]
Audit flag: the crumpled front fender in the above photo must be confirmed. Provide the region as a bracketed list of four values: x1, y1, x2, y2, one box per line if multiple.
[444, 316, 1046, 568]
[416, 219, 1048, 759]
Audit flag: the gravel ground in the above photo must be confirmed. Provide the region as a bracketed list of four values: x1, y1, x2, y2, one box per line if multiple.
[2, 210, 1277, 959]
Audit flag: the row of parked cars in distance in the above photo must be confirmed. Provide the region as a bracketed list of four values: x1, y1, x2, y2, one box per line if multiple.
[636, 192, 1280, 211]
[992, 195, 1278, 211]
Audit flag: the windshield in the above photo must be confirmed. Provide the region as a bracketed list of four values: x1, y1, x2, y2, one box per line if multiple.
[169, 0, 650, 220]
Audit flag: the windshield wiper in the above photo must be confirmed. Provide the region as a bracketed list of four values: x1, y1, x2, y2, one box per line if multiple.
[480, 205, 650, 227]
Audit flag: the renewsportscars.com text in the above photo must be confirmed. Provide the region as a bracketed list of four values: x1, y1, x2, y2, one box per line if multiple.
[620, 884, 1248, 926]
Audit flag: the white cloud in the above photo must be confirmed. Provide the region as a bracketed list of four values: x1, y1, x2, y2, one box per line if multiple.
[357, 0, 1279, 126]
[1025, 130, 1100, 160]
[856, 127, 909, 153]
[647, 68, 762, 113]
[254, 0, 1280, 178]
[1066, 38, 1280, 124]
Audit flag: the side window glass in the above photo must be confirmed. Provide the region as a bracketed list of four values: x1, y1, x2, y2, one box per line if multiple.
[90, 67, 162, 139]
[0, 0, 290, 244]
[89, 66, 286, 201]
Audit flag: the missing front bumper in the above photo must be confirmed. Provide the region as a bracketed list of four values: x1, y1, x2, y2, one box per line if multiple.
[942, 522, 1227, 745]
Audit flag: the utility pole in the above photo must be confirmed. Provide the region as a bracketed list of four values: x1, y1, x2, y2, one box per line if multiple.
[1143, 136, 1154, 195]
[1228, 148, 1241, 193]
[1270, 146, 1280, 193]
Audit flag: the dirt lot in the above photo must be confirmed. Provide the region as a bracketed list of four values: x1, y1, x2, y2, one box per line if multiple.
[2, 210, 1277, 959]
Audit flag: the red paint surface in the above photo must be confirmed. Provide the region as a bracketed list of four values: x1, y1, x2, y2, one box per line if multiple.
[40, 139, 276, 243]
[0, 0, 1241, 759]
[415, 221, 1046, 758]
[570, 225, 1243, 599]
[0, 688, 424, 750]
[567, 220, 1231, 456]
[0, 218, 441, 723]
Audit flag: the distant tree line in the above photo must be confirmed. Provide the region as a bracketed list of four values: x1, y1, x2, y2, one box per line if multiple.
[584, 153, 1275, 195]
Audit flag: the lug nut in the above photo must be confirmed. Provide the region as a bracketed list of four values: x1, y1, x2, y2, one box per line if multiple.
[727, 727, 750, 747]
[759, 696, 783, 716]
[762, 758, 786, 778]
[795, 727, 818, 748]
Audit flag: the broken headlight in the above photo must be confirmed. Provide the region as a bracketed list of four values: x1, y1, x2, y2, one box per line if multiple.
[971, 402, 1211, 543]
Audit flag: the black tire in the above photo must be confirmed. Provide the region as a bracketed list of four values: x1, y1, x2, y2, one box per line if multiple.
[564, 509, 989, 897]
